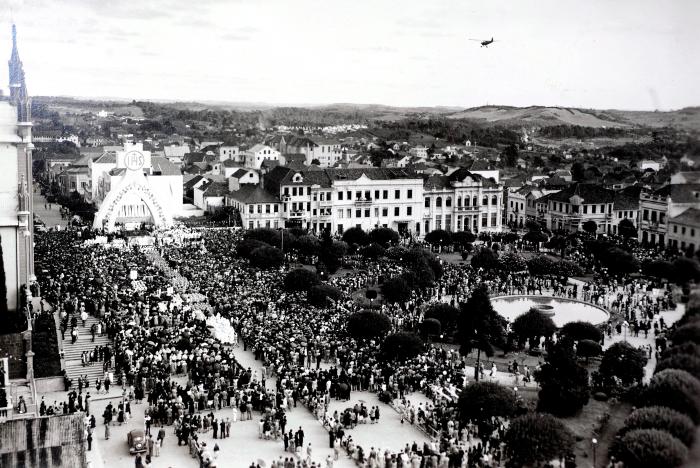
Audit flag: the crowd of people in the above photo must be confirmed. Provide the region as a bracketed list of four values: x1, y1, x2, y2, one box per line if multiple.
[30, 223, 680, 468]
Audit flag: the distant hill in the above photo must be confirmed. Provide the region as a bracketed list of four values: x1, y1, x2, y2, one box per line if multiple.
[445, 105, 700, 130]
[33, 96, 700, 131]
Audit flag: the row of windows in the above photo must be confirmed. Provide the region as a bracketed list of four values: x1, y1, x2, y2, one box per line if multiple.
[283, 187, 415, 200]
[509, 201, 525, 211]
[672, 225, 697, 237]
[338, 189, 413, 201]
[550, 202, 612, 215]
[643, 209, 666, 224]
[248, 204, 280, 214]
[337, 206, 414, 219]
[425, 195, 498, 208]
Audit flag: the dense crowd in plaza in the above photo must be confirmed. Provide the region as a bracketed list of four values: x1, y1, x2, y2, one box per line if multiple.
[28, 222, 684, 468]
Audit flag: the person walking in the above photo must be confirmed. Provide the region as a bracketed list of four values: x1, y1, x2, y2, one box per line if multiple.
[104, 422, 110, 440]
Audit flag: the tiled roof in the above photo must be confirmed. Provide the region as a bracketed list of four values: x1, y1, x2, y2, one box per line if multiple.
[183, 175, 204, 189]
[151, 156, 181, 176]
[613, 194, 639, 211]
[232, 168, 249, 178]
[227, 185, 280, 204]
[203, 181, 229, 197]
[653, 184, 700, 203]
[670, 208, 700, 226]
[92, 152, 117, 164]
[548, 183, 615, 204]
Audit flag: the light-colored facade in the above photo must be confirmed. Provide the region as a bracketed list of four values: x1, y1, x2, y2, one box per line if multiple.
[545, 184, 615, 234]
[423, 169, 503, 234]
[667, 208, 700, 254]
[244, 144, 280, 170]
[262, 167, 504, 237]
[0, 26, 34, 312]
[92, 143, 182, 231]
[638, 184, 700, 246]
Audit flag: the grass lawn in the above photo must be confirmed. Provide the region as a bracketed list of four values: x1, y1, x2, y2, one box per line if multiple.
[561, 398, 632, 468]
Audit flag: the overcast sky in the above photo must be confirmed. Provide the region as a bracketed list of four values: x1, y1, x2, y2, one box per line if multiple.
[1, 0, 699, 110]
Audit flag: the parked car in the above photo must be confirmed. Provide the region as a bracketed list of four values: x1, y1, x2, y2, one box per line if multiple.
[127, 429, 147, 454]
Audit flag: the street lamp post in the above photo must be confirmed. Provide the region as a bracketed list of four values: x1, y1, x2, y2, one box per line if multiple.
[592, 438, 598, 467]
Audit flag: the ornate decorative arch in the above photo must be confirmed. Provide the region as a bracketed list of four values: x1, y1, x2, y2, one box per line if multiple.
[93, 178, 173, 232]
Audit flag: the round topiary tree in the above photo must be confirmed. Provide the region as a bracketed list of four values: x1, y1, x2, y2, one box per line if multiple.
[555, 259, 584, 277]
[498, 253, 528, 273]
[381, 277, 412, 304]
[424, 303, 459, 334]
[243, 227, 282, 247]
[307, 284, 343, 307]
[670, 323, 700, 346]
[347, 310, 391, 340]
[283, 268, 320, 292]
[236, 238, 269, 259]
[380, 332, 425, 361]
[672, 257, 700, 284]
[420, 318, 441, 339]
[620, 406, 696, 448]
[644, 369, 700, 423]
[656, 353, 700, 379]
[457, 381, 518, 426]
[599, 341, 648, 386]
[359, 243, 386, 260]
[470, 247, 499, 271]
[504, 413, 574, 468]
[511, 308, 556, 348]
[368, 227, 399, 248]
[424, 229, 452, 248]
[560, 321, 603, 343]
[527, 256, 556, 276]
[615, 429, 688, 468]
[249, 245, 284, 269]
[576, 339, 602, 362]
[341, 227, 369, 247]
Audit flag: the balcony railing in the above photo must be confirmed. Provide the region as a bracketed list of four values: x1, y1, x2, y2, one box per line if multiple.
[354, 198, 372, 206]
[288, 210, 305, 217]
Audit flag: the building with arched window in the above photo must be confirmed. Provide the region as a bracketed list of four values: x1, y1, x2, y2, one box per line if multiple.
[423, 168, 503, 234]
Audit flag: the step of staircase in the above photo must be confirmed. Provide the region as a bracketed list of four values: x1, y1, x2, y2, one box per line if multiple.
[58, 315, 113, 389]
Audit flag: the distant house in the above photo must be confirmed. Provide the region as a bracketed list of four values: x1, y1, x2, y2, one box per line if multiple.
[640, 160, 660, 172]
[228, 168, 260, 191]
[409, 146, 428, 159]
[193, 180, 228, 212]
[244, 144, 281, 170]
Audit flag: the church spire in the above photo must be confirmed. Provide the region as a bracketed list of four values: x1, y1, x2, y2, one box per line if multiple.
[8, 24, 30, 122]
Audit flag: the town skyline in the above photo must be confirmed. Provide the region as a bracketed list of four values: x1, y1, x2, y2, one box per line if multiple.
[2, 0, 699, 111]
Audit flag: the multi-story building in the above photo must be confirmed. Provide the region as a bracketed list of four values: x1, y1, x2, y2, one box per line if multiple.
[638, 184, 700, 246]
[244, 144, 280, 170]
[423, 168, 503, 234]
[667, 208, 700, 254]
[545, 183, 615, 234]
[219, 145, 240, 162]
[227, 185, 284, 230]
[277, 136, 343, 167]
[265, 167, 425, 235]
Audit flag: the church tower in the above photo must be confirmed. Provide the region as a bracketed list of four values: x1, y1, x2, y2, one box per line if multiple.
[0, 23, 35, 315]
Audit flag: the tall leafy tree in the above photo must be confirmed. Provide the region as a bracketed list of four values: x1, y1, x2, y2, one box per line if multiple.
[535, 339, 590, 416]
[457, 285, 507, 381]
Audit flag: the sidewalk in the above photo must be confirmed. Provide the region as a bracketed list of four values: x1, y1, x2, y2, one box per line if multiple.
[33, 188, 66, 229]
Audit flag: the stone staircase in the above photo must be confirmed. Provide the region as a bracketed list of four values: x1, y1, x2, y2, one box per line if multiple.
[60, 315, 111, 389]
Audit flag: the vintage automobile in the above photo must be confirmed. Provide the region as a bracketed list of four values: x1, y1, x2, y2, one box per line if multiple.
[127, 429, 147, 454]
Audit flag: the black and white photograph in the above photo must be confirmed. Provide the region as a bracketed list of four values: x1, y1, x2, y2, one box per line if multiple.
[0, 1, 699, 467]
